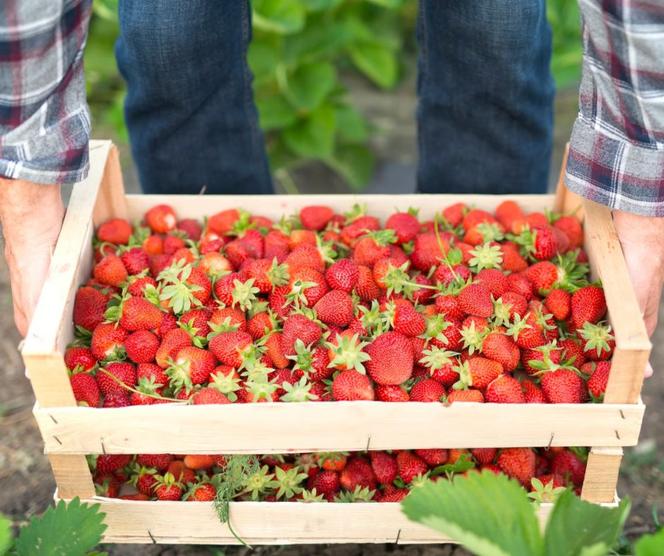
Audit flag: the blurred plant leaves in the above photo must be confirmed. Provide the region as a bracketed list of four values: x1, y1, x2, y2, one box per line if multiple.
[253, 0, 306, 34]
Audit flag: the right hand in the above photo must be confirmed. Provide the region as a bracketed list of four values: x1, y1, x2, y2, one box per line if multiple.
[0, 179, 64, 336]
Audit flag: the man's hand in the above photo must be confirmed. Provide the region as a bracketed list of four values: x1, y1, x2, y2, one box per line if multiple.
[612, 210, 664, 377]
[0, 179, 64, 336]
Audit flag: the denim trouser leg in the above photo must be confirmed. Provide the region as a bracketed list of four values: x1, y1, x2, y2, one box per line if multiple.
[417, 1, 555, 194]
[115, 1, 273, 194]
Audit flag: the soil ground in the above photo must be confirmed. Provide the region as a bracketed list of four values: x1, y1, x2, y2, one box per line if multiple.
[1, 77, 662, 555]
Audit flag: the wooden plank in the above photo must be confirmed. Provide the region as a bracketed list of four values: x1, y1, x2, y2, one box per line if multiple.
[93, 144, 128, 225]
[581, 447, 623, 503]
[34, 400, 644, 455]
[125, 193, 555, 222]
[48, 455, 95, 499]
[52, 496, 594, 545]
[582, 199, 651, 403]
[553, 145, 585, 217]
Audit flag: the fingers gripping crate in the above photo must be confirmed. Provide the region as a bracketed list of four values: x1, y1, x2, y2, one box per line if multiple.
[22, 141, 650, 544]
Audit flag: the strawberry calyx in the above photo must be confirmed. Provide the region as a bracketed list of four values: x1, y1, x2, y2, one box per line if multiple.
[419, 346, 459, 371]
[274, 466, 309, 500]
[326, 333, 371, 374]
[209, 370, 242, 402]
[242, 465, 279, 501]
[280, 377, 318, 402]
[333, 485, 375, 503]
[460, 320, 487, 355]
[578, 321, 614, 357]
[528, 477, 566, 505]
[468, 243, 503, 272]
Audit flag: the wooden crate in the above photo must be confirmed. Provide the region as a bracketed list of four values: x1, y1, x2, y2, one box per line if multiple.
[22, 141, 649, 544]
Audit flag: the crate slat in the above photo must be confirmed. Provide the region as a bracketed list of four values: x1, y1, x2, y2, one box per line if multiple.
[34, 400, 644, 455]
[580, 447, 623, 503]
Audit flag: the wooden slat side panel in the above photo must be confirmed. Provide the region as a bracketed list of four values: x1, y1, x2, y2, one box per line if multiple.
[125, 193, 556, 222]
[34, 401, 644, 454]
[581, 447, 622, 503]
[53, 498, 571, 545]
[583, 199, 651, 404]
[93, 144, 128, 225]
[49, 455, 95, 499]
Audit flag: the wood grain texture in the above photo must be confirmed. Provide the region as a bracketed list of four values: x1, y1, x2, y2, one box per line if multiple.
[581, 447, 623, 503]
[93, 144, 128, 225]
[34, 401, 644, 455]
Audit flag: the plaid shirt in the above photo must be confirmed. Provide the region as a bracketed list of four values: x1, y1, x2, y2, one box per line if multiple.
[565, 0, 664, 216]
[1, 1, 663, 215]
[0, 0, 91, 185]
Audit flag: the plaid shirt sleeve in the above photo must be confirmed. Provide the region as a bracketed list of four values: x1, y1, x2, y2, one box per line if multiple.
[565, 0, 664, 216]
[0, 0, 92, 186]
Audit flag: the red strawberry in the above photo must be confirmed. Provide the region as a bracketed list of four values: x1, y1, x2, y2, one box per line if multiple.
[521, 379, 545, 403]
[73, 286, 108, 331]
[136, 454, 173, 472]
[541, 369, 586, 403]
[495, 200, 524, 230]
[485, 375, 525, 403]
[145, 204, 177, 233]
[97, 218, 132, 244]
[189, 482, 217, 501]
[91, 322, 128, 360]
[365, 332, 414, 385]
[570, 286, 607, 329]
[281, 314, 322, 355]
[396, 451, 428, 483]
[265, 332, 289, 369]
[442, 203, 466, 227]
[153, 473, 184, 501]
[392, 299, 426, 337]
[497, 448, 536, 486]
[560, 337, 587, 368]
[586, 361, 610, 399]
[544, 289, 571, 321]
[120, 297, 163, 331]
[525, 261, 558, 292]
[314, 290, 354, 327]
[70, 372, 100, 407]
[415, 449, 448, 467]
[64, 346, 96, 371]
[554, 215, 583, 249]
[481, 331, 519, 371]
[208, 331, 253, 368]
[370, 452, 398, 485]
[120, 248, 150, 275]
[207, 209, 240, 235]
[409, 378, 445, 402]
[300, 205, 334, 231]
[471, 448, 497, 466]
[325, 259, 359, 293]
[97, 361, 136, 396]
[332, 370, 375, 401]
[155, 328, 192, 368]
[531, 226, 557, 260]
[340, 215, 380, 246]
[465, 357, 503, 390]
[458, 283, 493, 318]
[355, 265, 382, 301]
[339, 458, 377, 491]
[287, 266, 328, 305]
[94, 255, 128, 287]
[377, 487, 410, 502]
[312, 470, 340, 500]
[410, 233, 448, 272]
[176, 218, 202, 241]
[386, 211, 420, 243]
[96, 454, 131, 475]
[476, 269, 508, 298]
[375, 384, 410, 402]
[125, 330, 159, 363]
[192, 387, 231, 405]
[551, 450, 586, 487]
[447, 388, 485, 403]
[167, 346, 216, 391]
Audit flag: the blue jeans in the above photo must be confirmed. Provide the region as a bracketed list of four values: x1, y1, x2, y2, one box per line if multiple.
[116, 1, 553, 195]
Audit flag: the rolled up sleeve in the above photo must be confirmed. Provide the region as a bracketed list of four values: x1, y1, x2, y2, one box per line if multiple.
[565, 0, 664, 216]
[0, 0, 92, 185]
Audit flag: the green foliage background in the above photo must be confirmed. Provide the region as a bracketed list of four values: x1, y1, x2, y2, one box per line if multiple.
[86, 0, 582, 190]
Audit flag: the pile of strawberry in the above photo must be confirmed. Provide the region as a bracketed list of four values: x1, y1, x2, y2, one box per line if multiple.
[92, 447, 586, 503]
[68, 200, 613, 407]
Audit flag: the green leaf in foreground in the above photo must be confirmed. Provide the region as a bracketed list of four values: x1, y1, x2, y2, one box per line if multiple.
[0, 515, 12, 556]
[634, 527, 664, 556]
[543, 490, 629, 556]
[14, 498, 106, 556]
[401, 471, 544, 556]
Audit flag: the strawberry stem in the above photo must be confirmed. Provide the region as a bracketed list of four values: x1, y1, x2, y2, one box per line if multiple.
[96, 368, 187, 404]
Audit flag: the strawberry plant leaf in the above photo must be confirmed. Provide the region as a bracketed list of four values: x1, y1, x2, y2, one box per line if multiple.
[401, 471, 544, 556]
[14, 498, 106, 556]
[635, 528, 664, 556]
[252, 0, 305, 34]
[0, 515, 11, 556]
[543, 490, 630, 556]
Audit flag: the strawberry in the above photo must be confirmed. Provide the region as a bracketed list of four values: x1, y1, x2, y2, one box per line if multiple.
[73, 286, 108, 331]
[64, 346, 96, 372]
[434, 295, 464, 320]
[409, 378, 445, 402]
[314, 290, 353, 327]
[495, 200, 524, 230]
[288, 266, 329, 305]
[167, 461, 196, 485]
[586, 361, 610, 399]
[415, 449, 448, 467]
[97, 361, 136, 396]
[377, 487, 410, 503]
[525, 261, 557, 292]
[120, 296, 164, 331]
[442, 203, 466, 227]
[153, 473, 184, 501]
[375, 384, 410, 402]
[70, 372, 100, 407]
[167, 346, 216, 391]
[355, 265, 381, 301]
[410, 233, 448, 272]
[554, 215, 583, 249]
[208, 209, 240, 235]
[317, 453, 348, 472]
[544, 289, 571, 321]
[96, 454, 131, 475]
[396, 451, 428, 484]
[521, 379, 546, 403]
[265, 332, 289, 369]
[127, 275, 157, 297]
[531, 226, 558, 260]
[281, 314, 322, 355]
[325, 259, 359, 293]
[570, 286, 607, 329]
[183, 455, 216, 470]
[551, 450, 586, 487]
[458, 283, 493, 318]
[340, 215, 380, 246]
[485, 375, 525, 403]
[365, 332, 414, 385]
[97, 218, 132, 244]
[189, 482, 217, 501]
[339, 457, 377, 491]
[312, 470, 340, 500]
[481, 331, 519, 371]
[91, 322, 128, 360]
[386, 211, 420, 243]
[332, 370, 375, 401]
[471, 448, 497, 466]
[463, 357, 503, 390]
[540, 369, 587, 403]
[391, 299, 426, 337]
[559, 337, 587, 368]
[208, 331, 253, 368]
[497, 448, 536, 486]
[176, 218, 202, 241]
[300, 205, 334, 231]
[94, 254, 128, 287]
[136, 454, 173, 472]
[155, 328, 192, 368]
[476, 269, 508, 297]
[120, 248, 150, 275]
[245, 258, 289, 293]
[447, 388, 484, 403]
[370, 452, 398, 485]
[145, 205, 177, 233]
[125, 330, 159, 363]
